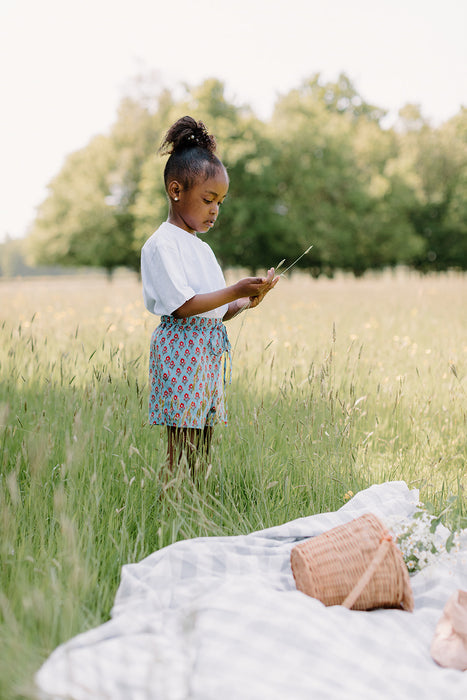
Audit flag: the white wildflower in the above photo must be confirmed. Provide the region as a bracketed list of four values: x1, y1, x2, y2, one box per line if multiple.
[384, 505, 461, 575]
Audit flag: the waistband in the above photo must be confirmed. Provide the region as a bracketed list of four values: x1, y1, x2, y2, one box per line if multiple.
[160, 315, 224, 330]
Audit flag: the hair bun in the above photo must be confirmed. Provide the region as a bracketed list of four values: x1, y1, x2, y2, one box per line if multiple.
[159, 116, 217, 156]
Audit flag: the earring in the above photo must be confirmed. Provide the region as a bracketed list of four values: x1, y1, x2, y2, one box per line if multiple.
[174, 197, 179, 201]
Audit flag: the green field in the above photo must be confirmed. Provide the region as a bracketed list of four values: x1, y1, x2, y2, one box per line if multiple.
[1, 271, 466, 698]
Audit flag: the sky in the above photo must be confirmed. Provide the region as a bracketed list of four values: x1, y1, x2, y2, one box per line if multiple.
[0, 0, 466, 242]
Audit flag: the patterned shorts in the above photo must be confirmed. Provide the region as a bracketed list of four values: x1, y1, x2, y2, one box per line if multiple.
[148, 316, 231, 429]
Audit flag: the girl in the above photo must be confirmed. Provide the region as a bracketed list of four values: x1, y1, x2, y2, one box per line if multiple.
[141, 116, 278, 471]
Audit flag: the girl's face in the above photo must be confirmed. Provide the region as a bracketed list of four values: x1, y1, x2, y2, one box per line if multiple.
[168, 167, 229, 235]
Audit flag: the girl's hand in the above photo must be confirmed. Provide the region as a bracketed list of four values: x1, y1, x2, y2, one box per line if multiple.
[234, 268, 278, 303]
[234, 275, 268, 298]
[176, 269, 279, 320]
[248, 267, 279, 308]
[222, 269, 279, 321]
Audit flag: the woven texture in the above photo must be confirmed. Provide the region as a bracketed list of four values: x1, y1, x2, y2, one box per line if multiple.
[290, 513, 414, 611]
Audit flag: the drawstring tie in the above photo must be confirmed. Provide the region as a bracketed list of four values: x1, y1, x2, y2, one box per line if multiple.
[208, 323, 232, 387]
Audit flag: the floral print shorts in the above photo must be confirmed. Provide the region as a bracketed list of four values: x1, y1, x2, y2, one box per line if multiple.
[148, 315, 231, 429]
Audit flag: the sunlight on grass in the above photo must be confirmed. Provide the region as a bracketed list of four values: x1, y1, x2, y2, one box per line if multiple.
[0, 269, 466, 698]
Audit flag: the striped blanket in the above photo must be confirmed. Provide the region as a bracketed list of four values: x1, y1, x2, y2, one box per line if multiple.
[36, 481, 467, 699]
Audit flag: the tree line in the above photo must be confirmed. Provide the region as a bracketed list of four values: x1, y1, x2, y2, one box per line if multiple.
[27, 74, 467, 277]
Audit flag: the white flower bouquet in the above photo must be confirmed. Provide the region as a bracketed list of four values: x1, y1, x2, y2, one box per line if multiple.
[385, 503, 461, 574]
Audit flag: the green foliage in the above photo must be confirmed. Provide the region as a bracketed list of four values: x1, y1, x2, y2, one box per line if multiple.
[270, 87, 424, 276]
[393, 106, 467, 271]
[28, 134, 129, 272]
[27, 75, 467, 276]
[284, 72, 387, 123]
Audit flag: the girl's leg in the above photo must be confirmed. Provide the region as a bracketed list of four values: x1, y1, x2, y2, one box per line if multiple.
[167, 426, 190, 470]
[166, 425, 213, 473]
[202, 425, 213, 457]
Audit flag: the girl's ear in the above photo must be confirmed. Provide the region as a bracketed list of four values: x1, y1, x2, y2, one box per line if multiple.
[167, 180, 182, 202]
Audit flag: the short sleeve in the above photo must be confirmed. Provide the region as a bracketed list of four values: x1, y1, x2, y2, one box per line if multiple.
[141, 240, 195, 315]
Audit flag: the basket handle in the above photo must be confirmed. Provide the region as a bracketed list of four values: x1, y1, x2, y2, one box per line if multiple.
[342, 534, 392, 609]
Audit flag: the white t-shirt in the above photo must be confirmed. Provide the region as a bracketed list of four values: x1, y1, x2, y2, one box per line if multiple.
[141, 221, 229, 319]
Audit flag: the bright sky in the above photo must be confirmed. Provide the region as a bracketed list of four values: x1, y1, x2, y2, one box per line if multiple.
[1, 0, 466, 242]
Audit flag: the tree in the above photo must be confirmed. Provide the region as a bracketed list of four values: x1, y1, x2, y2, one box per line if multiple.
[394, 105, 467, 270]
[281, 73, 387, 124]
[28, 84, 174, 275]
[133, 79, 289, 272]
[269, 80, 423, 276]
[28, 134, 128, 275]
[27, 73, 467, 277]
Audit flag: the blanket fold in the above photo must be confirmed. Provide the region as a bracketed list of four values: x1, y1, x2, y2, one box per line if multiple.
[36, 482, 467, 700]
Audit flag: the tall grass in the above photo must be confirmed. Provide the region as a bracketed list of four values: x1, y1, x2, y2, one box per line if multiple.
[0, 270, 466, 698]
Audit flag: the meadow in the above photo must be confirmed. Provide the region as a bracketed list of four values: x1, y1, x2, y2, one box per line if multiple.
[1, 270, 466, 699]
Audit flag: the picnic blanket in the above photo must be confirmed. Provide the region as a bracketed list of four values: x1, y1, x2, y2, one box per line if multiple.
[36, 481, 467, 699]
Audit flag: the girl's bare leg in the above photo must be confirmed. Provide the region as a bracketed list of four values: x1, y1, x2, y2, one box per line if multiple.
[167, 425, 213, 474]
[167, 426, 192, 470]
[202, 425, 213, 457]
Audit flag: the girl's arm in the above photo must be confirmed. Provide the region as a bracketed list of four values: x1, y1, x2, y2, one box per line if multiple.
[172, 269, 278, 319]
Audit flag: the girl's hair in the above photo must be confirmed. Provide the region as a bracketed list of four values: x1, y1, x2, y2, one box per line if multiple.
[159, 116, 225, 190]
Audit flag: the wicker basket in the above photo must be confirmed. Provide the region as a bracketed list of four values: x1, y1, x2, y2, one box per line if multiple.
[290, 513, 414, 611]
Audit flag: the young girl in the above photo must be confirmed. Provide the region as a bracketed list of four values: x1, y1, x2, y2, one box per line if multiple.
[141, 116, 278, 471]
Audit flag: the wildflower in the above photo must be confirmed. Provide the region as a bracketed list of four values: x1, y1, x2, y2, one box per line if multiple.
[385, 505, 461, 575]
